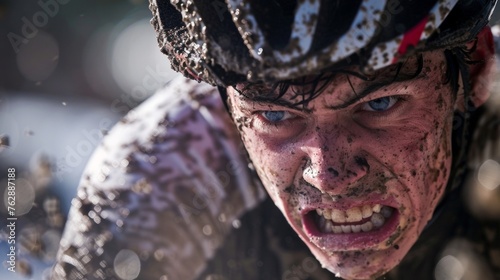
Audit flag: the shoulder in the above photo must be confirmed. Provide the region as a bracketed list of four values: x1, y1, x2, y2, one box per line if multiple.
[52, 78, 266, 279]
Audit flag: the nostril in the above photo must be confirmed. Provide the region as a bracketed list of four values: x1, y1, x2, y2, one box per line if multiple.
[355, 156, 370, 172]
[301, 157, 311, 169]
[327, 167, 339, 177]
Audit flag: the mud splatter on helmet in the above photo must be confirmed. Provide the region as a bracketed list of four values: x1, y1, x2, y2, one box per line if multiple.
[149, 0, 497, 87]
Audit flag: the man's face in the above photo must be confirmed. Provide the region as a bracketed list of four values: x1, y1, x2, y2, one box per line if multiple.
[228, 51, 455, 279]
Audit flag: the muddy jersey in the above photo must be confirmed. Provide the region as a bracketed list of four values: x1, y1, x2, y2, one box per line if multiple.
[52, 77, 500, 280]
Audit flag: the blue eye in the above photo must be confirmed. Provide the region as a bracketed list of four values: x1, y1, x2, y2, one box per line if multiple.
[262, 111, 286, 122]
[364, 97, 398, 112]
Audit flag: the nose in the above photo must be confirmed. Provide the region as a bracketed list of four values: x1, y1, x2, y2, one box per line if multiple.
[300, 127, 370, 195]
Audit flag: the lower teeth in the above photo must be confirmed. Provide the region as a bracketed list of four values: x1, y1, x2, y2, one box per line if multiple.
[341, 225, 351, 233]
[360, 221, 373, 232]
[351, 224, 361, 233]
[320, 219, 377, 234]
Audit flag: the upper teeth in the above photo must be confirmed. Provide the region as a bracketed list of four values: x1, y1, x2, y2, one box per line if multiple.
[316, 204, 386, 224]
[315, 204, 394, 234]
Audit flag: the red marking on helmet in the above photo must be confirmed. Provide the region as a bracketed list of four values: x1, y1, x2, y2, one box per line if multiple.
[392, 16, 428, 64]
[186, 67, 201, 81]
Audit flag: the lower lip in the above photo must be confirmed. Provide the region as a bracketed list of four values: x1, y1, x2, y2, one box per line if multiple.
[302, 210, 400, 250]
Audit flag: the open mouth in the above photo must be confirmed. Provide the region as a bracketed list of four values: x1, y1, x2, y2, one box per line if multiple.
[313, 204, 395, 234]
[302, 203, 400, 250]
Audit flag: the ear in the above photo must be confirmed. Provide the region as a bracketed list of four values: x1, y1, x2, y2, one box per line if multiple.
[463, 26, 496, 109]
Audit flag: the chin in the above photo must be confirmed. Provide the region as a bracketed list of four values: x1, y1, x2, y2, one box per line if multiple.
[311, 248, 405, 280]
[285, 205, 422, 280]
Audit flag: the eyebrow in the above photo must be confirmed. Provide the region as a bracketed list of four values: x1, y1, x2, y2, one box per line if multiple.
[237, 93, 314, 113]
[236, 54, 424, 111]
[328, 62, 425, 110]
[236, 75, 414, 113]
[326, 77, 402, 110]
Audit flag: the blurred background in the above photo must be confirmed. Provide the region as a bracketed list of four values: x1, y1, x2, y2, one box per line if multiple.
[1, 1, 500, 279]
[0, 0, 179, 278]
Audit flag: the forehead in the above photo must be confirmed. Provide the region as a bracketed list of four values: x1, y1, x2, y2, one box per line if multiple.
[231, 51, 446, 109]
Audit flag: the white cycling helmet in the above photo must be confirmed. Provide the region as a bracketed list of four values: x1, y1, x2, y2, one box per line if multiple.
[149, 0, 497, 86]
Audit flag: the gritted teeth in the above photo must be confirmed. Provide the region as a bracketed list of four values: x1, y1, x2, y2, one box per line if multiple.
[314, 205, 395, 234]
[315, 204, 389, 223]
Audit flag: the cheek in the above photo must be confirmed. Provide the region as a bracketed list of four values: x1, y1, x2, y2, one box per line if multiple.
[238, 127, 312, 220]
[389, 112, 453, 223]
[415, 109, 453, 190]
[414, 122, 452, 210]
[238, 128, 294, 196]
[363, 104, 453, 220]
[229, 101, 294, 200]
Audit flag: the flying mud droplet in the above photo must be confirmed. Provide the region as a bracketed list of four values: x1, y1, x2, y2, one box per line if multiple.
[202, 225, 213, 236]
[478, 159, 500, 190]
[232, 219, 241, 229]
[0, 135, 9, 152]
[434, 255, 464, 280]
[132, 178, 153, 194]
[113, 249, 141, 280]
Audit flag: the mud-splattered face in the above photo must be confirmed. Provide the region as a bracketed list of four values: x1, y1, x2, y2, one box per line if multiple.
[228, 51, 455, 279]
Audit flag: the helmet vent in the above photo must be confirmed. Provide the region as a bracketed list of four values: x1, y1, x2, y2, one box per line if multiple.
[250, 0, 298, 50]
[310, 0, 362, 54]
[193, 0, 250, 63]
